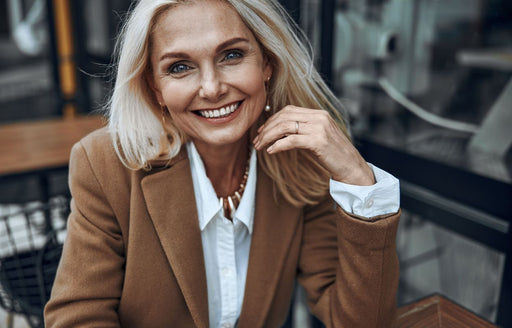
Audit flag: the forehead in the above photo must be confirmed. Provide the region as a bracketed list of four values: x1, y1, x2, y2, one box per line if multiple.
[151, 0, 256, 52]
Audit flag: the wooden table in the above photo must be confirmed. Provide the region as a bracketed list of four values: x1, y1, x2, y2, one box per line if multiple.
[0, 116, 105, 203]
[0, 116, 105, 176]
[397, 294, 497, 327]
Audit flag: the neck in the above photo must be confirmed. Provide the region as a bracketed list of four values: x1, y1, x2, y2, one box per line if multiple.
[193, 136, 250, 197]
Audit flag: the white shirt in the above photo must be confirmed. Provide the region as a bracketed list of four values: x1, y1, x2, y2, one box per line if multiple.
[186, 142, 399, 328]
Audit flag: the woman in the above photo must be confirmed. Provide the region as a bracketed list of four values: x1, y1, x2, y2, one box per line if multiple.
[45, 0, 400, 327]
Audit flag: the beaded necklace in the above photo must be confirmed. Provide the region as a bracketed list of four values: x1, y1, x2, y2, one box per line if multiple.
[218, 158, 250, 219]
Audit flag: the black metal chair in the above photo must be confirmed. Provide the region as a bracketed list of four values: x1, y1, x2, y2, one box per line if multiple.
[0, 196, 69, 328]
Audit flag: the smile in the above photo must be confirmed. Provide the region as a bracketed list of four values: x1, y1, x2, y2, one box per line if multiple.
[197, 102, 241, 118]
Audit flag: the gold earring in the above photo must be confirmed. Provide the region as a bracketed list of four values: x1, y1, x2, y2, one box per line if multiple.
[264, 77, 271, 112]
[160, 104, 166, 124]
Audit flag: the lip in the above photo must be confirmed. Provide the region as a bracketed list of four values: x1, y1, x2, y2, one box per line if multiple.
[194, 100, 244, 123]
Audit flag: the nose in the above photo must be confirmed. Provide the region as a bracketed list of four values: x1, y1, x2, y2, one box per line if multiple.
[198, 68, 227, 101]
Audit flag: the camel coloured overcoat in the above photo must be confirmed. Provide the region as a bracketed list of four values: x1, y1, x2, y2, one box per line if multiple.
[44, 127, 400, 327]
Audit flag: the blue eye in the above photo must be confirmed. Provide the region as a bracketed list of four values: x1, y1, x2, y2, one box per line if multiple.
[224, 51, 243, 61]
[169, 63, 191, 74]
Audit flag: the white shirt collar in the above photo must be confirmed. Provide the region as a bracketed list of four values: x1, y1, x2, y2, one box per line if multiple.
[186, 142, 256, 234]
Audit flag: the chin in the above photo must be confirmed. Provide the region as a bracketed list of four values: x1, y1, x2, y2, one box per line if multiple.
[202, 130, 250, 147]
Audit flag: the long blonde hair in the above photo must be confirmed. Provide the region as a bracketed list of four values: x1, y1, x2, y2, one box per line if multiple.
[107, 0, 349, 206]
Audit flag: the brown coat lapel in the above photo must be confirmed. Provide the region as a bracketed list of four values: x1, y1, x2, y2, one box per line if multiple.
[239, 167, 301, 327]
[141, 152, 301, 327]
[141, 155, 209, 328]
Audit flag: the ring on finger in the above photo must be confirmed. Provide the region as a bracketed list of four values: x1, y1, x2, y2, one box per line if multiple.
[295, 121, 299, 134]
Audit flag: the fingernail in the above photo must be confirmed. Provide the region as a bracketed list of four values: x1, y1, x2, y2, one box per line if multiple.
[267, 145, 273, 153]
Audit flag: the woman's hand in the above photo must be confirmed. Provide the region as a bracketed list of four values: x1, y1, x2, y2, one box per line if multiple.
[253, 106, 375, 186]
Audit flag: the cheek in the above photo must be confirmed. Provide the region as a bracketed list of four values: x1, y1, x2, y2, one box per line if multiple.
[248, 80, 267, 109]
[233, 70, 266, 100]
[160, 82, 194, 113]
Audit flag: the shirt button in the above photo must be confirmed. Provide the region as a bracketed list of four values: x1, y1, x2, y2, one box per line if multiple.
[222, 267, 232, 277]
[365, 199, 374, 208]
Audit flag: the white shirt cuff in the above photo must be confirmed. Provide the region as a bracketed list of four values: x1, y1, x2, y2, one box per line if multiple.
[329, 163, 400, 218]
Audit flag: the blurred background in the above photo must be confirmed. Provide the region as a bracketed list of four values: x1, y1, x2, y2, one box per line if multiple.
[0, 0, 510, 327]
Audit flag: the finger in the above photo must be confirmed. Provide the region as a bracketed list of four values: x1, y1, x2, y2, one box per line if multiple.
[256, 110, 328, 148]
[257, 112, 295, 134]
[256, 111, 317, 147]
[257, 106, 318, 133]
[266, 134, 311, 154]
[255, 120, 304, 150]
[255, 120, 297, 149]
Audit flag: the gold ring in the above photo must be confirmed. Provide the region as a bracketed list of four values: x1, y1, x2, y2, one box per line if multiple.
[295, 121, 299, 134]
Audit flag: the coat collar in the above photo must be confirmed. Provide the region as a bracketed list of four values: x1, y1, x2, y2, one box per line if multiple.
[141, 148, 301, 327]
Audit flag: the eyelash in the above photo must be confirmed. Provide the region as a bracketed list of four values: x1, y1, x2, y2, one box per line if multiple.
[166, 49, 245, 75]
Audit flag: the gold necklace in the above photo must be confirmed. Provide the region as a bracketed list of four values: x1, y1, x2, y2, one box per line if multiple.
[219, 158, 250, 219]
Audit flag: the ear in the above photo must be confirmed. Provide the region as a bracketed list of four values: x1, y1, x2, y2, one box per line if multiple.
[145, 69, 165, 105]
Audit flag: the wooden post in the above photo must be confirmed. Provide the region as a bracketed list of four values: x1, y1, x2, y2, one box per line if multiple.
[53, 0, 77, 118]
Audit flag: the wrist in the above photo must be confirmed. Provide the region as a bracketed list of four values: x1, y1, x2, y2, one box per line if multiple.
[332, 163, 375, 186]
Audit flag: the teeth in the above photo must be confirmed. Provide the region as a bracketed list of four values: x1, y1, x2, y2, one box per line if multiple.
[199, 102, 239, 118]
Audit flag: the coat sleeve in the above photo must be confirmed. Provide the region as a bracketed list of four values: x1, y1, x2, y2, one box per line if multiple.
[297, 195, 400, 328]
[44, 142, 125, 327]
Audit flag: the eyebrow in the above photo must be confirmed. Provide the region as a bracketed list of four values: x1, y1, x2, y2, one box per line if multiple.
[159, 37, 250, 62]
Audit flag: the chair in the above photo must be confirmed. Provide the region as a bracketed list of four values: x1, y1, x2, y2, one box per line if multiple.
[0, 196, 69, 328]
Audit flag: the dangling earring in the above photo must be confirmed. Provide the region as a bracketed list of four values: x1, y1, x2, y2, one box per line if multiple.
[160, 104, 166, 124]
[264, 76, 271, 112]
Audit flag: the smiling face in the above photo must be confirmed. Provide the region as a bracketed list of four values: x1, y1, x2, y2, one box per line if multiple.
[149, 0, 272, 152]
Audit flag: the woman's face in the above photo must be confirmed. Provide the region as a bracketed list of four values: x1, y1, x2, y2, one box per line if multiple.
[149, 0, 272, 150]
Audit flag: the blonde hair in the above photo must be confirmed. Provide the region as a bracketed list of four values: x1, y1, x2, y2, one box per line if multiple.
[107, 0, 349, 206]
